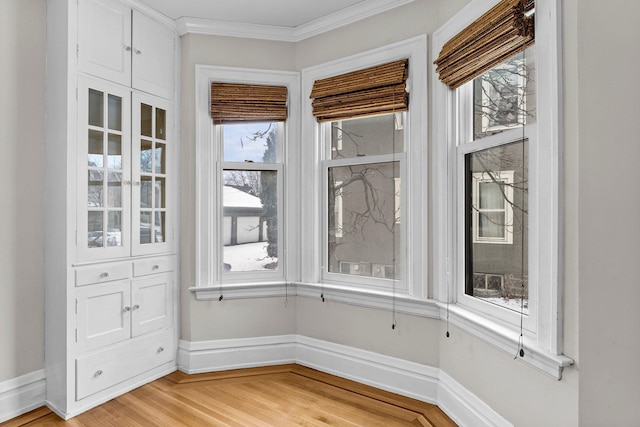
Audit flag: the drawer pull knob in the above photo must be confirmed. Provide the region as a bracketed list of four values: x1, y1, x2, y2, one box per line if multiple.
[125, 46, 131, 52]
[123, 306, 131, 312]
[100, 272, 109, 279]
[157, 347, 164, 353]
[94, 370, 103, 377]
[132, 304, 140, 311]
[152, 264, 160, 270]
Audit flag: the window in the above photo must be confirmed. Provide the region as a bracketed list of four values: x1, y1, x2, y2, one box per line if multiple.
[325, 113, 404, 285]
[193, 66, 300, 294]
[432, 0, 572, 377]
[301, 36, 427, 297]
[220, 122, 283, 275]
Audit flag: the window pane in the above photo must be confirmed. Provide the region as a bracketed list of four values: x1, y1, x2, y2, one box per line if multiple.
[156, 108, 166, 140]
[155, 212, 165, 243]
[88, 130, 104, 167]
[223, 123, 277, 163]
[155, 143, 166, 174]
[141, 103, 152, 137]
[327, 161, 400, 279]
[140, 211, 152, 244]
[88, 170, 104, 207]
[108, 95, 122, 131]
[107, 172, 122, 208]
[466, 141, 528, 312]
[88, 211, 103, 248]
[140, 140, 153, 173]
[107, 211, 122, 247]
[140, 176, 152, 208]
[155, 177, 165, 209]
[473, 46, 536, 140]
[331, 113, 403, 159]
[88, 89, 103, 128]
[107, 134, 122, 169]
[222, 170, 277, 272]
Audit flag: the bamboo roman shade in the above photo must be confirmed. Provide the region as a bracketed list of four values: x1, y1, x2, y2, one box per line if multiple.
[310, 59, 409, 122]
[210, 83, 288, 124]
[434, 0, 535, 89]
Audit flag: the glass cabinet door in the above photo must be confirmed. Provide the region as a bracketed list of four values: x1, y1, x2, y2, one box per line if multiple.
[78, 79, 131, 261]
[131, 92, 171, 255]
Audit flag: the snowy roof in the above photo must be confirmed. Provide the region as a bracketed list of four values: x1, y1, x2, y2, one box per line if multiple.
[223, 186, 263, 209]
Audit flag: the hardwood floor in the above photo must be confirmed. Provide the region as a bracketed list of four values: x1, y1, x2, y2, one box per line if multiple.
[2, 365, 456, 426]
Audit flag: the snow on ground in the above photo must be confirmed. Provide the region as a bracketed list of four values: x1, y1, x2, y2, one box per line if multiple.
[223, 241, 276, 272]
[480, 296, 529, 314]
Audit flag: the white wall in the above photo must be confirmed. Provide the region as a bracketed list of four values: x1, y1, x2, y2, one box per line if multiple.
[0, 0, 46, 383]
[577, 0, 640, 425]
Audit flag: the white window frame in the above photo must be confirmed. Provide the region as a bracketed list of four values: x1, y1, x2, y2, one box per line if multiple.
[472, 170, 515, 244]
[432, 0, 573, 378]
[192, 65, 300, 298]
[300, 35, 428, 300]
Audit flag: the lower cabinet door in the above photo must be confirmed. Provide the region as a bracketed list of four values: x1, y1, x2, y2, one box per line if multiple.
[76, 328, 174, 400]
[131, 273, 172, 337]
[76, 281, 131, 353]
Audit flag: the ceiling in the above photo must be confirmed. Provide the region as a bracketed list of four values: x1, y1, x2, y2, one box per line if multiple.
[135, 0, 414, 40]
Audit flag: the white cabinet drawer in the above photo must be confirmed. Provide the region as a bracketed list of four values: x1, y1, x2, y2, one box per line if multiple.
[76, 329, 174, 400]
[76, 262, 131, 286]
[133, 257, 175, 277]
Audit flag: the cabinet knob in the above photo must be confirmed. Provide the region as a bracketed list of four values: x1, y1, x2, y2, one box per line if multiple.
[100, 272, 109, 279]
[152, 264, 160, 270]
[123, 306, 131, 312]
[134, 48, 142, 55]
[157, 347, 164, 353]
[125, 45, 131, 52]
[94, 370, 103, 377]
[132, 304, 140, 311]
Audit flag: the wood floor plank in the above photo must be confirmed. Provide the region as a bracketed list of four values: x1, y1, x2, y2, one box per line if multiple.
[1, 365, 456, 426]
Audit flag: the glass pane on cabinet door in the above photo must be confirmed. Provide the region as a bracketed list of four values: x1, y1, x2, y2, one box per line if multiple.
[108, 95, 122, 131]
[107, 211, 122, 247]
[155, 212, 165, 243]
[155, 178, 165, 208]
[88, 170, 104, 207]
[140, 176, 152, 208]
[141, 103, 152, 137]
[140, 211, 152, 244]
[88, 89, 104, 127]
[140, 140, 153, 173]
[107, 172, 122, 208]
[88, 211, 103, 248]
[156, 108, 166, 140]
[88, 131, 104, 167]
[107, 134, 122, 169]
[155, 143, 166, 174]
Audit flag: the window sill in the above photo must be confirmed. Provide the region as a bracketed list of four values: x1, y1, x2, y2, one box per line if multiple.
[189, 281, 440, 319]
[439, 302, 574, 380]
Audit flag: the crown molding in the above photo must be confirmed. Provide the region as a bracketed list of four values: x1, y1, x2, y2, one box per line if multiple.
[176, 0, 415, 41]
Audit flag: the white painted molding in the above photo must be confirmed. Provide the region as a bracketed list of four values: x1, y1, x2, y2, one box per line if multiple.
[176, 0, 415, 41]
[0, 370, 46, 423]
[438, 371, 513, 427]
[178, 335, 511, 427]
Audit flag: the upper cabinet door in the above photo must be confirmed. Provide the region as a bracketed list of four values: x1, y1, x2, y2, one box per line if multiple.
[132, 11, 175, 100]
[78, 0, 132, 87]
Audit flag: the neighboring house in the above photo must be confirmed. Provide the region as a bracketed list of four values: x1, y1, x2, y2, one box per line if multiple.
[223, 185, 266, 246]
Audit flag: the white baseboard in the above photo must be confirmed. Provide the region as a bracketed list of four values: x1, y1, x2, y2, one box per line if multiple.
[0, 370, 46, 423]
[438, 370, 512, 427]
[178, 334, 512, 427]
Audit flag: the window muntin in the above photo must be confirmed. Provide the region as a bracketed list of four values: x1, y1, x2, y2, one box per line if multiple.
[324, 112, 404, 286]
[220, 122, 283, 276]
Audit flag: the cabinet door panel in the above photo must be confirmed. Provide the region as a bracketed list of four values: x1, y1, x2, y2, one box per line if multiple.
[132, 11, 174, 100]
[78, 0, 132, 86]
[77, 282, 131, 353]
[78, 78, 132, 262]
[131, 274, 172, 337]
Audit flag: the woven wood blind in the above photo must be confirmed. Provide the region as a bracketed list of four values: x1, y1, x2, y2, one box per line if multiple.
[210, 83, 288, 124]
[434, 0, 535, 89]
[310, 59, 409, 122]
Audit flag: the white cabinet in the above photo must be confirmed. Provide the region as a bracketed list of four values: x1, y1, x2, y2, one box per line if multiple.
[45, 0, 178, 418]
[77, 77, 173, 262]
[76, 270, 173, 354]
[78, 0, 174, 100]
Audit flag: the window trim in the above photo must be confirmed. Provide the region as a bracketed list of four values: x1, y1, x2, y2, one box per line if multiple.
[301, 35, 428, 299]
[192, 65, 300, 294]
[432, 0, 573, 378]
